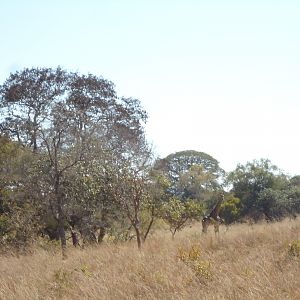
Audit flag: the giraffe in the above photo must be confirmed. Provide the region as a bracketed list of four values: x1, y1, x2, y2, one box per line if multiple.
[202, 193, 224, 234]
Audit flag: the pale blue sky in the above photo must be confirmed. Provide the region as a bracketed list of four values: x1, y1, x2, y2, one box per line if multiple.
[1, 1, 299, 175]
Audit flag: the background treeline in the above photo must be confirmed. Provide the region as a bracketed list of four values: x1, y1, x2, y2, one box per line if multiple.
[0, 68, 299, 255]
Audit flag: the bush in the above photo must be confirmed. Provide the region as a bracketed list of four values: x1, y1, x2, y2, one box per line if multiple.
[220, 196, 241, 224]
[162, 198, 204, 238]
[288, 240, 300, 257]
[177, 244, 212, 279]
[0, 205, 41, 252]
[0, 214, 10, 237]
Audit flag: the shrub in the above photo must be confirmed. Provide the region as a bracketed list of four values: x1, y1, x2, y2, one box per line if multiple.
[220, 196, 241, 224]
[177, 244, 212, 279]
[162, 198, 204, 238]
[288, 240, 300, 257]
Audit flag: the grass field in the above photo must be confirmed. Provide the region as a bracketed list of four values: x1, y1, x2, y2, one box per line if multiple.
[1, 219, 300, 300]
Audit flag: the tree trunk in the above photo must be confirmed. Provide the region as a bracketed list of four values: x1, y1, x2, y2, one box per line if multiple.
[98, 227, 106, 243]
[98, 210, 107, 243]
[58, 222, 67, 258]
[143, 216, 154, 242]
[54, 173, 67, 259]
[71, 230, 79, 247]
[134, 225, 142, 250]
[58, 204, 67, 259]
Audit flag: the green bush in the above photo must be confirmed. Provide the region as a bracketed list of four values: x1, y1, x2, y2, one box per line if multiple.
[162, 197, 204, 238]
[220, 196, 241, 224]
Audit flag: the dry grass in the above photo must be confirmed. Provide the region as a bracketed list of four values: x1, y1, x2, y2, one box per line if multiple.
[1, 219, 300, 300]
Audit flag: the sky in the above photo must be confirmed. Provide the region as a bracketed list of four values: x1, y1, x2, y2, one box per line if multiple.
[0, 1, 299, 176]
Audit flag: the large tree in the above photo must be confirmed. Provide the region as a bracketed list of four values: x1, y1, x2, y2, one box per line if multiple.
[154, 150, 224, 201]
[0, 67, 149, 256]
[226, 159, 290, 219]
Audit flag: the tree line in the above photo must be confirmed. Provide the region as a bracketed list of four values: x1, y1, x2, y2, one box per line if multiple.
[0, 68, 299, 256]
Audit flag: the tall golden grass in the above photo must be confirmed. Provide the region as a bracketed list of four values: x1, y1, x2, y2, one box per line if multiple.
[1, 218, 300, 299]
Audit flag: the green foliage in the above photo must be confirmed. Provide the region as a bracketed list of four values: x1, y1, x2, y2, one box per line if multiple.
[0, 136, 42, 251]
[220, 196, 241, 224]
[0, 205, 41, 251]
[156, 150, 224, 179]
[178, 165, 220, 201]
[256, 188, 286, 220]
[0, 215, 10, 236]
[184, 199, 204, 221]
[227, 159, 290, 219]
[287, 178, 300, 214]
[144, 171, 170, 217]
[154, 150, 224, 201]
[0, 67, 151, 253]
[0, 135, 34, 194]
[162, 197, 203, 237]
[290, 176, 300, 187]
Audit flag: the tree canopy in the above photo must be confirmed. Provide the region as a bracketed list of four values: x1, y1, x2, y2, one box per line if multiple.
[154, 150, 224, 201]
[227, 159, 299, 220]
[0, 67, 151, 254]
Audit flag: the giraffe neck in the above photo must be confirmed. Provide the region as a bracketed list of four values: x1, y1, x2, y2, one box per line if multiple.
[209, 197, 223, 219]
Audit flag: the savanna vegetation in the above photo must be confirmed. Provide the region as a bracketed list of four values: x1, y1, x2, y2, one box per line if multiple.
[1, 219, 300, 299]
[0, 67, 300, 299]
